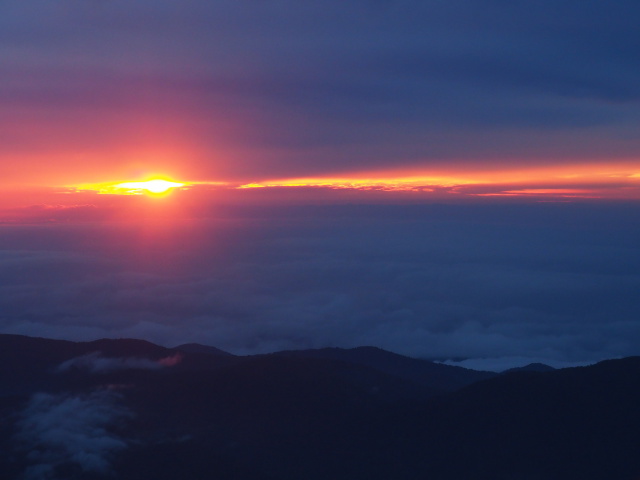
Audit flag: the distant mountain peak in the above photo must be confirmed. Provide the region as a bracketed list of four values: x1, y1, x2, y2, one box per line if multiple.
[505, 363, 556, 373]
[271, 344, 496, 392]
[173, 343, 233, 356]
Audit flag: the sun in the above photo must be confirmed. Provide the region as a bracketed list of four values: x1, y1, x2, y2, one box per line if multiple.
[114, 179, 185, 194]
[73, 178, 188, 195]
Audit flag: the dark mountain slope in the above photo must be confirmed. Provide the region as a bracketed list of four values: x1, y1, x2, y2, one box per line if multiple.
[505, 362, 555, 373]
[4, 334, 640, 480]
[118, 354, 425, 480]
[377, 357, 640, 480]
[82, 338, 170, 358]
[272, 346, 496, 392]
[0, 334, 84, 395]
[0, 335, 236, 394]
[173, 343, 233, 356]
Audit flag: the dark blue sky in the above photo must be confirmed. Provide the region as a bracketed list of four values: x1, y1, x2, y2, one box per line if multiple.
[2, 0, 640, 184]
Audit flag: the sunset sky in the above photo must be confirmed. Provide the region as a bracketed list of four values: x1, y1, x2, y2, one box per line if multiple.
[2, 0, 640, 370]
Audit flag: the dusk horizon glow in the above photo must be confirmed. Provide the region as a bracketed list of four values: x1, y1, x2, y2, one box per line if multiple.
[2, 161, 640, 221]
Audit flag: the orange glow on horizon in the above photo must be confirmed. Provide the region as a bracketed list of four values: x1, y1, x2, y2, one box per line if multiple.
[3, 162, 640, 221]
[236, 163, 640, 198]
[475, 189, 600, 198]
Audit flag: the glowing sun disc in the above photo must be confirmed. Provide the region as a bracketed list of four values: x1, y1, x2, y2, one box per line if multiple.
[115, 180, 185, 194]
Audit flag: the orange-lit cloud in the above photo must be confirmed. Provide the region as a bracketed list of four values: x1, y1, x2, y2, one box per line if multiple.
[236, 163, 640, 200]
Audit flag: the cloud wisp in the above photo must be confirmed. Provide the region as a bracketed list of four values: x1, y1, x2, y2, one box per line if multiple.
[14, 390, 131, 480]
[56, 352, 182, 374]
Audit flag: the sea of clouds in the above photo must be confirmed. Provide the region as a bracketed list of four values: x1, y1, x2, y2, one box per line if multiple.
[1, 203, 640, 370]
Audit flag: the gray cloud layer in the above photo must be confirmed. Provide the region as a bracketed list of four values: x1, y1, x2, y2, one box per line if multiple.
[1, 204, 639, 370]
